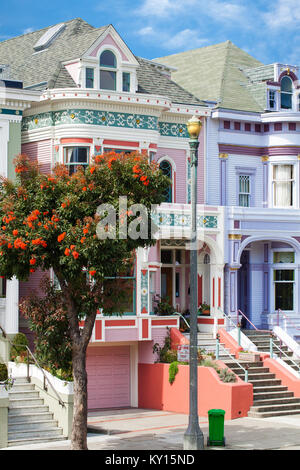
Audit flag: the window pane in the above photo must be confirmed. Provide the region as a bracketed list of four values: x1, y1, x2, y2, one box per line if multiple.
[100, 50, 116, 68]
[274, 270, 294, 281]
[239, 194, 250, 207]
[275, 282, 293, 310]
[86, 68, 94, 88]
[175, 272, 180, 297]
[281, 92, 292, 109]
[100, 70, 116, 90]
[175, 250, 181, 264]
[159, 160, 172, 202]
[122, 72, 130, 92]
[273, 252, 295, 264]
[281, 76, 292, 92]
[161, 250, 172, 264]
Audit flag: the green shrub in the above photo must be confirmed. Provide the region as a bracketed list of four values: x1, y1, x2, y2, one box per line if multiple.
[169, 361, 179, 384]
[218, 368, 237, 383]
[0, 363, 8, 382]
[10, 333, 29, 361]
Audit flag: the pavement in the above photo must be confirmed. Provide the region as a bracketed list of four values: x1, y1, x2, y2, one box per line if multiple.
[3, 408, 300, 451]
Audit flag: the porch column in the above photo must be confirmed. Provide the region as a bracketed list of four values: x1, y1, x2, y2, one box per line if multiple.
[226, 266, 240, 317]
[4, 277, 19, 335]
[210, 263, 224, 316]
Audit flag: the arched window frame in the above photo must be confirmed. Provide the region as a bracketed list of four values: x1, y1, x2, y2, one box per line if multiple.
[158, 156, 175, 203]
[280, 75, 294, 110]
[99, 48, 118, 91]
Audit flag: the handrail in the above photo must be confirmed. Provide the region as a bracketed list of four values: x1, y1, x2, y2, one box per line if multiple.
[177, 313, 191, 331]
[277, 308, 300, 331]
[237, 309, 270, 333]
[217, 308, 237, 331]
[215, 336, 248, 382]
[0, 325, 65, 407]
[270, 336, 300, 377]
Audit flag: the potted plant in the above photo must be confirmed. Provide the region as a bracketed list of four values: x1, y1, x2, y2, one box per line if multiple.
[238, 350, 260, 362]
[153, 295, 175, 316]
[198, 302, 210, 315]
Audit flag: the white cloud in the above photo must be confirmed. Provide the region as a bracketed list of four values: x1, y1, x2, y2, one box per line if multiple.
[264, 0, 300, 28]
[23, 27, 34, 34]
[137, 25, 208, 51]
[137, 0, 196, 18]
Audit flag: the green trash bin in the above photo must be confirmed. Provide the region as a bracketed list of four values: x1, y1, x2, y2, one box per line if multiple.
[207, 409, 225, 446]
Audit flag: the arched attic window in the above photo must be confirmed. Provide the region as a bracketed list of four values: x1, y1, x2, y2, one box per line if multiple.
[159, 160, 173, 203]
[100, 50, 117, 91]
[280, 76, 293, 110]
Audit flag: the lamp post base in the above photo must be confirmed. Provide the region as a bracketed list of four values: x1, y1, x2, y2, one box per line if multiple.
[183, 428, 204, 450]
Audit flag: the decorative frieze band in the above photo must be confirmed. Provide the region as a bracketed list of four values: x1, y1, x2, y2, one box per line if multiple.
[21, 109, 189, 138]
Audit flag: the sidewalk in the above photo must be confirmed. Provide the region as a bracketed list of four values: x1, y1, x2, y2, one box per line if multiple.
[3, 408, 300, 450]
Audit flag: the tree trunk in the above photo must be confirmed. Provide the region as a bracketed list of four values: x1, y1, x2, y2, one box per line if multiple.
[71, 341, 88, 450]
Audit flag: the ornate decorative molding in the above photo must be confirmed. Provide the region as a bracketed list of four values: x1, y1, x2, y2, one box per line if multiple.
[219, 153, 228, 159]
[228, 234, 242, 240]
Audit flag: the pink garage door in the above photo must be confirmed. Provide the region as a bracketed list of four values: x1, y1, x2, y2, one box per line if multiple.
[86, 346, 130, 410]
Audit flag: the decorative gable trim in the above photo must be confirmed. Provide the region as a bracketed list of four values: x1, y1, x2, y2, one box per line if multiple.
[83, 25, 139, 67]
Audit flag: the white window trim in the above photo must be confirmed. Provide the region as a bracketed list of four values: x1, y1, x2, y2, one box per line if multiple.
[62, 144, 92, 171]
[271, 248, 297, 313]
[269, 158, 298, 209]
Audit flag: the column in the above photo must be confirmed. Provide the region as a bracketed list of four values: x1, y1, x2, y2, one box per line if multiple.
[4, 277, 19, 335]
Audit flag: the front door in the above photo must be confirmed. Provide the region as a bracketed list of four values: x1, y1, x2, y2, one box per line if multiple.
[161, 267, 173, 304]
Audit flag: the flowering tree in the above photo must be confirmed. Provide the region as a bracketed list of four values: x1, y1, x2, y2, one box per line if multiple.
[0, 152, 169, 450]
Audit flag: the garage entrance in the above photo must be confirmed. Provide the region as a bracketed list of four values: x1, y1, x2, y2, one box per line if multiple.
[86, 345, 131, 410]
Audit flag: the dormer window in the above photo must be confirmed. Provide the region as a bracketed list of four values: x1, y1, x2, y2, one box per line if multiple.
[280, 76, 293, 110]
[100, 50, 117, 91]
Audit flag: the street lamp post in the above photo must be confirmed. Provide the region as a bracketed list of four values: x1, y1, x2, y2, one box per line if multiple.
[183, 116, 204, 450]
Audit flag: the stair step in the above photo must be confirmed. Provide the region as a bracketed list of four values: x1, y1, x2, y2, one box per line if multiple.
[7, 435, 66, 447]
[253, 390, 294, 400]
[248, 409, 300, 419]
[250, 378, 282, 387]
[9, 390, 40, 399]
[8, 404, 49, 415]
[9, 398, 44, 408]
[8, 419, 59, 432]
[8, 427, 63, 441]
[8, 411, 54, 424]
[253, 385, 289, 393]
[253, 397, 300, 406]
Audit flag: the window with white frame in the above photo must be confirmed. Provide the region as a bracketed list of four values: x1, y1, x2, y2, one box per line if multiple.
[273, 251, 295, 311]
[272, 164, 294, 207]
[274, 269, 294, 311]
[64, 147, 89, 175]
[238, 175, 251, 207]
[268, 89, 276, 110]
[159, 160, 173, 203]
[99, 50, 117, 91]
[85, 67, 94, 88]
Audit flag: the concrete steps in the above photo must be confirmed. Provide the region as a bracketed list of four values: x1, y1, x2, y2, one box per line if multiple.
[225, 352, 300, 418]
[7, 377, 66, 447]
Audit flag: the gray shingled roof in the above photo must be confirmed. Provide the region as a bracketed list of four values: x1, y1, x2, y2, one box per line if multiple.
[0, 18, 109, 89]
[157, 41, 265, 112]
[0, 18, 204, 107]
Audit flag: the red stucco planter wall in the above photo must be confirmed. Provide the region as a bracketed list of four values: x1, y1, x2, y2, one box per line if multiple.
[138, 362, 253, 420]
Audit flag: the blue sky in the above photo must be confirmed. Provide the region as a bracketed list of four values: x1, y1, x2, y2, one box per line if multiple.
[1, 0, 300, 65]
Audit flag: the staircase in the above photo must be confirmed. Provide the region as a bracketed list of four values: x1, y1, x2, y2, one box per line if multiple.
[225, 329, 300, 418]
[243, 329, 300, 372]
[225, 358, 300, 418]
[7, 377, 66, 447]
[184, 332, 232, 360]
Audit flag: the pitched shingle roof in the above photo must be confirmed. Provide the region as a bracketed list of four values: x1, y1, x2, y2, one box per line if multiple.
[0, 18, 109, 89]
[0, 18, 204, 107]
[157, 41, 265, 112]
